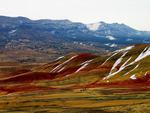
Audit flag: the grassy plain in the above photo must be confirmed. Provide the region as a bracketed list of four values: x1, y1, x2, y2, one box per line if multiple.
[0, 87, 150, 113]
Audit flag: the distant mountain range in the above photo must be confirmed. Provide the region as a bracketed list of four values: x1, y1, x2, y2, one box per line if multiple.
[0, 16, 150, 62]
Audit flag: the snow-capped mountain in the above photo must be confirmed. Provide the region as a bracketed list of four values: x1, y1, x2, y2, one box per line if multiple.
[0, 16, 150, 55]
[86, 21, 140, 36]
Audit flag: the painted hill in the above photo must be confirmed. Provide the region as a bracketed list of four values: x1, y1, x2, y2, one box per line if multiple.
[0, 44, 150, 93]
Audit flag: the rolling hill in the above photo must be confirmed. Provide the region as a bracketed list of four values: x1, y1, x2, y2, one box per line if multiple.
[0, 44, 149, 93]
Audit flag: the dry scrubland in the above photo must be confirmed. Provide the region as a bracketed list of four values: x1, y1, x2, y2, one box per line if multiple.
[0, 88, 150, 113]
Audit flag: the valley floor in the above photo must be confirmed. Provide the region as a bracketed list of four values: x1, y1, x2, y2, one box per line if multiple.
[0, 87, 150, 113]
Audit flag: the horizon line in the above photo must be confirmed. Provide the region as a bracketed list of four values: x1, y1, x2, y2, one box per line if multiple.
[0, 15, 149, 31]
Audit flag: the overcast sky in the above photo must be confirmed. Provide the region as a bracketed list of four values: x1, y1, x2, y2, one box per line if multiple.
[0, 0, 149, 30]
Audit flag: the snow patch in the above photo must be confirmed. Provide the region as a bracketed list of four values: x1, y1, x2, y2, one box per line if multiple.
[75, 59, 93, 73]
[110, 44, 117, 47]
[145, 72, 148, 76]
[55, 56, 64, 61]
[9, 29, 17, 34]
[132, 47, 150, 64]
[86, 23, 101, 31]
[81, 59, 93, 65]
[105, 43, 117, 47]
[130, 74, 137, 80]
[75, 63, 88, 73]
[101, 52, 118, 66]
[120, 57, 132, 70]
[57, 67, 65, 73]
[127, 38, 133, 41]
[123, 64, 139, 76]
[107, 52, 128, 78]
[51, 55, 77, 73]
[104, 43, 110, 46]
[106, 36, 116, 40]
[116, 46, 134, 52]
